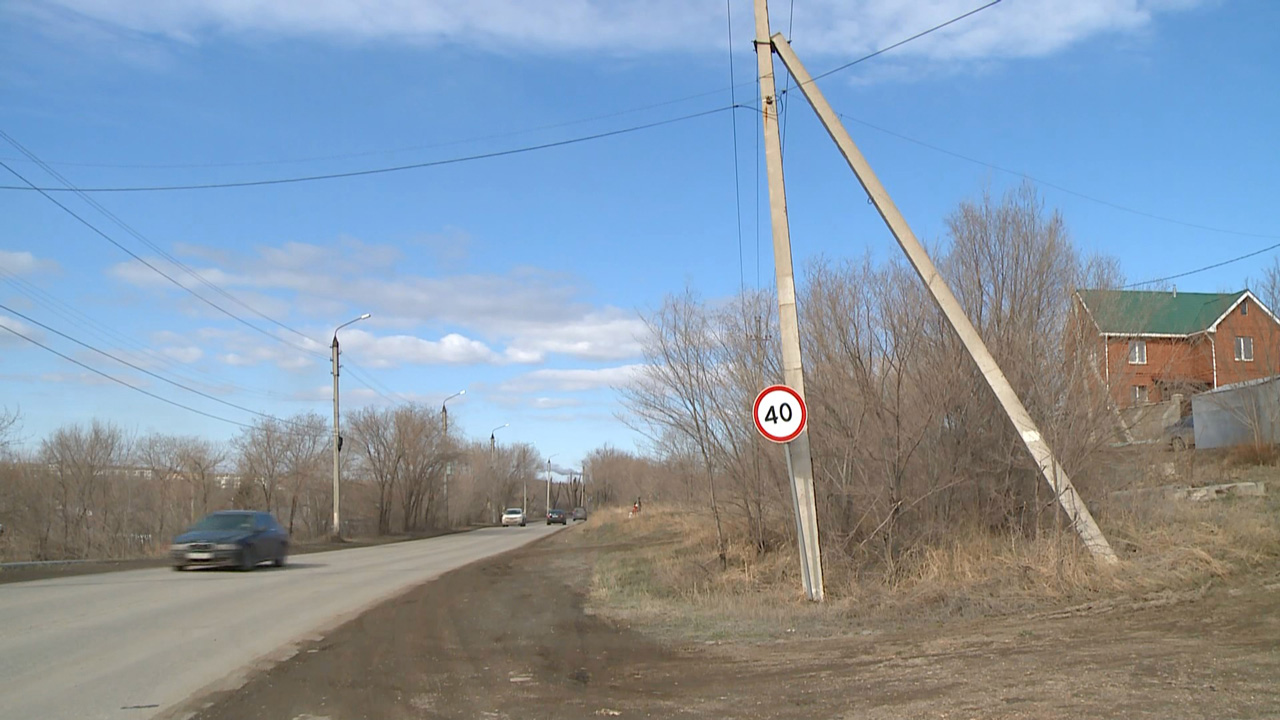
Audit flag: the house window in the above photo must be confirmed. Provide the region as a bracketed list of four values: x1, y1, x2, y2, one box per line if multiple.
[1132, 385, 1149, 404]
[1128, 339, 1147, 365]
[1235, 336, 1254, 362]
[1241, 299, 1248, 316]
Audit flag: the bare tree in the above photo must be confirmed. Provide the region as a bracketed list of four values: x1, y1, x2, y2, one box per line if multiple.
[234, 418, 290, 514]
[622, 290, 729, 567]
[277, 413, 329, 537]
[40, 421, 131, 558]
[349, 406, 403, 535]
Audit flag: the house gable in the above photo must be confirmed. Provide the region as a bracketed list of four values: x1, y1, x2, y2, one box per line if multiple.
[1207, 290, 1280, 333]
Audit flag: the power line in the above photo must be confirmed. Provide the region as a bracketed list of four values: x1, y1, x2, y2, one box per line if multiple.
[0, 92, 752, 172]
[3, 133, 412, 404]
[0, 107, 737, 193]
[779, 0, 797, 157]
[727, 0, 746, 292]
[797, 0, 1004, 87]
[0, 2, 1001, 184]
[1, 131, 326, 354]
[0, 302, 316, 428]
[0, 268, 291, 402]
[0, 159, 324, 362]
[822, 110, 1280, 288]
[833, 110, 1280, 241]
[1123, 242, 1280, 289]
[0, 321, 256, 429]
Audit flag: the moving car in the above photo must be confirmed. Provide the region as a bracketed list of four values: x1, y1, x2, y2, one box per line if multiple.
[501, 508, 526, 527]
[171, 510, 289, 571]
[571, 507, 587, 522]
[1163, 415, 1195, 451]
[546, 508, 567, 525]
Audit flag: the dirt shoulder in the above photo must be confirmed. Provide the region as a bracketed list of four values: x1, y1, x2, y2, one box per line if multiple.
[0, 527, 474, 585]
[188, 523, 1280, 720]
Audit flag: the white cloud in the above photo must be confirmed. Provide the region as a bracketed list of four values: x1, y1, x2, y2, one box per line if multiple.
[339, 329, 533, 367]
[0, 249, 58, 275]
[31, 0, 1200, 66]
[0, 314, 43, 345]
[112, 238, 647, 364]
[40, 371, 127, 387]
[532, 396, 583, 409]
[160, 345, 203, 363]
[502, 364, 647, 393]
[507, 310, 646, 362]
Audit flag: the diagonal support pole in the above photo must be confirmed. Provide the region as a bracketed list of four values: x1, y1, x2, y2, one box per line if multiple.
[770, 33, 1118, 564]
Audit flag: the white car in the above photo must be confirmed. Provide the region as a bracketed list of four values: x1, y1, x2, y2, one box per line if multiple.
[501, 508, 526, 527]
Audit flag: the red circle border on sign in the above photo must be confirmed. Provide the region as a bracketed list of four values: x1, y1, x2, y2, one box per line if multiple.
[753, 384, 807, 443]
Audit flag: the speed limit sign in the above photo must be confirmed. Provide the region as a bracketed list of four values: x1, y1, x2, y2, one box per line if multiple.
[753, 384, 807, 443]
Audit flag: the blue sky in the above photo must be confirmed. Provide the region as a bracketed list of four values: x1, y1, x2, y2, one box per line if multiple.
[2, 0, 1278, 468]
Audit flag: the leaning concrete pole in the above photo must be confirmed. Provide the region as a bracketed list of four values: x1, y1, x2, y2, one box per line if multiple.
[753, 0, 825, 600]
[770, 34, 1118, 564]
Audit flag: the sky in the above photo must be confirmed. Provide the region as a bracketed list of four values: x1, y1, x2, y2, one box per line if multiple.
[2, 0, 1278, 469]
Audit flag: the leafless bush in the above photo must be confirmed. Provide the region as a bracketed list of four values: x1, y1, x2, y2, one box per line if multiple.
[619, 183, 1129, 583]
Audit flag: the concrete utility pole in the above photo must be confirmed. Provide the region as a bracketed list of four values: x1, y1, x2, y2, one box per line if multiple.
[768, 34, 1118, 564]
[441, 390, 464, 527]
[753, 0, 824, 602]
[331, 313, 371, 540]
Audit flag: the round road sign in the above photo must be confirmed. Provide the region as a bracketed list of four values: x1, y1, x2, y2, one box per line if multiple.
[753, 384, 807, 443]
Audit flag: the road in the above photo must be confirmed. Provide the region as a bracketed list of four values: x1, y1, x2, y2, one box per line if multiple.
[0, 524, 563, 720]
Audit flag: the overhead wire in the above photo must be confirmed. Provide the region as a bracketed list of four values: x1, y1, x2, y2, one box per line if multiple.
[0, 107, 738, 193]
[0, 302, 319, 429]
[0, 159, 324, 362]
[727, 0, 746, 292]
[0, 268, 291, 401]
[1123, 243, 1280, 289]
[794, 0, 1004, 88]
[0, 322, 258, 429]
[2, 135, 405, 404]
[0, 1, 1001, 187]
[778, 0, 797, 157]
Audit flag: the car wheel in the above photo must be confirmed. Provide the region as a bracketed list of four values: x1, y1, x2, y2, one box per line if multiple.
[273, 552, 286, 568]
[172, 564, 185, 572]
[1172, 437, 1186, 451]
[239, 547, 256, 572]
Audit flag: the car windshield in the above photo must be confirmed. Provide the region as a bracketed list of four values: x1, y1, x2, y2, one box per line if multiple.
[188, 514, 254, 532]
[504, 509, 522, 515]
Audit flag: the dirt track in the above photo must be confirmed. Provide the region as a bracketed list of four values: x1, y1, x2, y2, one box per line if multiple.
[191, 528, 1280, 720]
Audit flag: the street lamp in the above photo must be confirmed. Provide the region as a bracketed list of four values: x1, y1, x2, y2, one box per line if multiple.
[441, 390, 465, 527]
[441, 390, 465, 435]
[489, 423, 508, 453]
[332, 313, 371, 540]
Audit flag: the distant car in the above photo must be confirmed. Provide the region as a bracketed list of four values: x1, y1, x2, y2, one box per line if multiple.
[571, 507, 587, 522]
[501, 508, 527, 527]
[170, 510, 289, 571]
[546, 508, 567, 525]
[1164, 415, 1195, 451]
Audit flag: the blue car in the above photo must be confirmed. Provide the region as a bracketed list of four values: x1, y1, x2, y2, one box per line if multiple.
[170, 510, 289, 571]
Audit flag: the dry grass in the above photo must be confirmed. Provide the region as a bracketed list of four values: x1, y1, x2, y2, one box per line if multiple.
[583, 477, 1280, 642]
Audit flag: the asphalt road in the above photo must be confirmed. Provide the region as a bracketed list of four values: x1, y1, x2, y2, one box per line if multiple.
[0, 524, 563, 720]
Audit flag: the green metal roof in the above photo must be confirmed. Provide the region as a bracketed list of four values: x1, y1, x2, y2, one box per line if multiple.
[1077, 289, 1246, 335]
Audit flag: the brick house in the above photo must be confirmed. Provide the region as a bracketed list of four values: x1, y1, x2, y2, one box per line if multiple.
[1073, 289, 1280, 408]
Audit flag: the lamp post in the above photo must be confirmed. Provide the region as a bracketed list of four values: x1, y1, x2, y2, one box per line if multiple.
[332, 313, 371, 540]
[441, 390, 465, 526]
[489, 423, 508, 454]
[545, 454, 559, 518]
